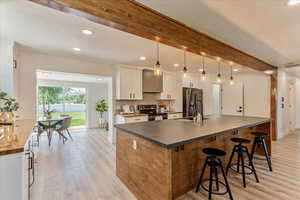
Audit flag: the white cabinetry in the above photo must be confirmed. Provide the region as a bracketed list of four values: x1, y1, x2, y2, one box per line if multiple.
[158, 72, 177, 100]
[116, 66, 143, 100]
[167, 113, 182, 119]
[183, 74, 199, 88]
[116, 115, 148, 124]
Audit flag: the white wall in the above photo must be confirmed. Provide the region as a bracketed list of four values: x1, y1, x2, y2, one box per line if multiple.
[38, 79, 108, 128]
[276, 69, 300, 139]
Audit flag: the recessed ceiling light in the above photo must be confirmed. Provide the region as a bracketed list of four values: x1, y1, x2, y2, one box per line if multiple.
[264, 70, 274, 75]
[73, 47, 81, 51]
[233, 69, 239, 72]
[288, 0, 300, 6]
[173, 63, 179, 67]
[81, 29, 93, 35]
[198, 68, 204, 72]
[139, 56, 146, 60]
[96, 78, 103, 81]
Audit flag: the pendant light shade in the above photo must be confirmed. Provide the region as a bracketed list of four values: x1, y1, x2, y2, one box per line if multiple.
[216, 61, 222, 83]
[154, 41, 161, 76]
[201, 56, 206, 81]
[229, 62, 235, 85]
[183, 49, 188, 78]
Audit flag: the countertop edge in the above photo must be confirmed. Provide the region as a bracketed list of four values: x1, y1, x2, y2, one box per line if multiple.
[115, 118, 272, 149]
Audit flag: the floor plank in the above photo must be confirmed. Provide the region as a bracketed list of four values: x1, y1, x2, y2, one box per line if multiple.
[32, 129, 300, 200]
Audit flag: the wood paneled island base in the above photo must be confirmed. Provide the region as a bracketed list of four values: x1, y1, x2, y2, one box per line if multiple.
[115, 116, 271, 200]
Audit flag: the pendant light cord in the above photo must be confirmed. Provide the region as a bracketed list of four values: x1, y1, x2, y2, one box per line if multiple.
[157, 41, 160, 62]
[202, 56, 205, 71]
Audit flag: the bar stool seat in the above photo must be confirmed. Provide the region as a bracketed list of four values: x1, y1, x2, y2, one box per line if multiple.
[203, 148, 226, 157]
[230, 138, 250, 144]
[251, 132, 268, 137]
[196, 147, 233, 200]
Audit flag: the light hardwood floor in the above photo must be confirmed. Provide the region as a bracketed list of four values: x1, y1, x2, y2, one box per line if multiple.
[32, 129, 300, 200]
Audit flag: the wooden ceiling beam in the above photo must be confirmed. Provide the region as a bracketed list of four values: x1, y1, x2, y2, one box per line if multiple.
[29, 0, 276, 71]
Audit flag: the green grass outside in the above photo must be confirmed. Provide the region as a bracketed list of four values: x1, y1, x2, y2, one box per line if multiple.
[38, 112, 86, 127]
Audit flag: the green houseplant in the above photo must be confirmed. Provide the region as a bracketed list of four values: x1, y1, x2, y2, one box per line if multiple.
[0, 91, 20, 124]
[96, 99, 108, 128]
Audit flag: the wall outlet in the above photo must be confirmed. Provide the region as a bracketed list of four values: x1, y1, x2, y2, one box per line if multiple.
[132, 140, 137, 150]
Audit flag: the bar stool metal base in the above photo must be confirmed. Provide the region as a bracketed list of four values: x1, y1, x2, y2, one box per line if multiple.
[226, 138, 259, 188]
[195, 148, 233, 200]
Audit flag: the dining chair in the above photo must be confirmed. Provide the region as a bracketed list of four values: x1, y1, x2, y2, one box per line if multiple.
[55, 117, 72, 143]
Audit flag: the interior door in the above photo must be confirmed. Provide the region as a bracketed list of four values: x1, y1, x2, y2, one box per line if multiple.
[221, 83, 244, 116]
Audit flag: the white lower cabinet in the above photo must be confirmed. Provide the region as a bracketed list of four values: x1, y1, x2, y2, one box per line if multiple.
[167, 113, 183, 119]
[116, 115, 148, 124]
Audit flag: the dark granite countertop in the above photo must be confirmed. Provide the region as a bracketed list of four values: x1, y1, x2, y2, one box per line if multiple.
[114, 115, 271, 148]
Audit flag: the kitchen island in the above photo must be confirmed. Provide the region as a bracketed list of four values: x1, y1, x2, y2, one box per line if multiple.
[115, 115, 272, 200]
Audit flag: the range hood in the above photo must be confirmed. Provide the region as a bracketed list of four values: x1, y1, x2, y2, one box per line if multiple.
[143, 69, 163, 93]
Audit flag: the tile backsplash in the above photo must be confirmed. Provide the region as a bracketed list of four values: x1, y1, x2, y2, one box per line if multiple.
[115, 93, 175, 114]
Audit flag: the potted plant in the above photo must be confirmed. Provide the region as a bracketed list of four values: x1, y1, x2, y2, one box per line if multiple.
[96, 99, 108, 128]
[0, 91, 20, 124]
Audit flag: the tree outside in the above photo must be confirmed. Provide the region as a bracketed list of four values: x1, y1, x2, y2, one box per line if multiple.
[38, 86, 86, 127]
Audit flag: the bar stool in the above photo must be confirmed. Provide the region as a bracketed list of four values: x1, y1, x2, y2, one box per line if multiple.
[250, 132, 272, 171]
[226, 138, 259, 188]
[195, 148, 233, 200]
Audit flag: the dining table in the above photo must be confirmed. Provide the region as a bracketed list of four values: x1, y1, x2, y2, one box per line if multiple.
[37, 116, 68, 146]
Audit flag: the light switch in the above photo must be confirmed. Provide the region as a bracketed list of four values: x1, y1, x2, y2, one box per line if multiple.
[132, 140, 137, 150]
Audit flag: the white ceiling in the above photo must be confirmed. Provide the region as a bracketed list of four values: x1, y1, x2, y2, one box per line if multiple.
[1, 0, 262, 75]
[137, 0, 300, 67]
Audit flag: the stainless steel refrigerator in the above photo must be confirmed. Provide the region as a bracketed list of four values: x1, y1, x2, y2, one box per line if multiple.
[183, 87, 203, 118]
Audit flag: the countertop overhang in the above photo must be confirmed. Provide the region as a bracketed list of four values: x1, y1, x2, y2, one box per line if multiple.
[115, 115, 272, 148]
[0, 119, 36, 156]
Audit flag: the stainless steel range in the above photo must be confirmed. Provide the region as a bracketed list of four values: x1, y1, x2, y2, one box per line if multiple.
[137, 105, 168, 121]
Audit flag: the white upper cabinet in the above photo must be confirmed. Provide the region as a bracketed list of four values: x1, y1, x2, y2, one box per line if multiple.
[158, 72, 177, 100]
[116, 66, 143, 100]
[182, 74, 199, 88]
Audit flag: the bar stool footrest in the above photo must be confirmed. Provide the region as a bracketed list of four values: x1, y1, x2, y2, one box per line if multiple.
[229, 163, 254, 175]
[200, 179, 229, 195]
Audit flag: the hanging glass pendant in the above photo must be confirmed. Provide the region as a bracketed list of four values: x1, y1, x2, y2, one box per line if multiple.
[216, 60, 222, 83]
[229, 62, 235, 85]
[201, 55, 206, 81]
[154, 41, 161, 76]
[183, 66, 188, 78]
[183, 49, 188, 78]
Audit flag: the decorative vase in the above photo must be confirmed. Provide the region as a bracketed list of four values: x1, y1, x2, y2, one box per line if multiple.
[5, 112, 14, 124]
[99, 117, 105, 128]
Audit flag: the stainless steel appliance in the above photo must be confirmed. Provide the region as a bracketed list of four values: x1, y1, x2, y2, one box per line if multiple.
[183, 87, 204, 119]
[142, 69, 163, 93]
[25, 139, 35, 200]
[138, 104, 168, 121]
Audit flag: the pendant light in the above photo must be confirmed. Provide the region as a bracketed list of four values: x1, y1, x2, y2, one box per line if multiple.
[154, 41, 161, 76]
[183, 49, 188, 78]
[216, 58, 222, 83]
[201, 55, 206, 81]
[229, 61, 235, 85]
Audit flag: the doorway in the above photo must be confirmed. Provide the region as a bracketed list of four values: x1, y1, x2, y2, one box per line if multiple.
[288, 83, 296, 133]
[212, 84, 221, 115]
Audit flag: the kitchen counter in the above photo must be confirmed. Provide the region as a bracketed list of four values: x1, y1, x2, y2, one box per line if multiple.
[115, 115, 272, 200]
[119, 113, 148, 118]
[115, 115, 271, 148]
[0, 119, 36, 155]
